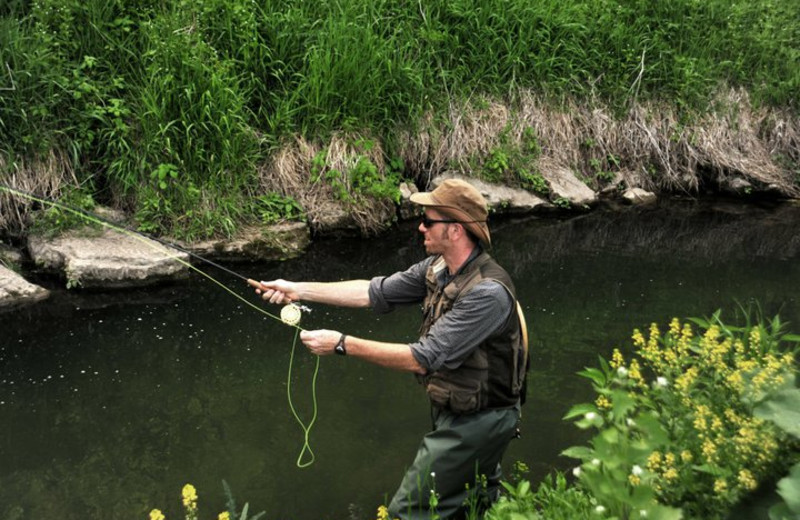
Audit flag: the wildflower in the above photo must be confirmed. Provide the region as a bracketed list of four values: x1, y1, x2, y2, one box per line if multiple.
[595, 395, 611, 409]
[182, 483, 198, 510]
[218, 513, 230, 520]
[714, 478, 728, 495]
[611, 348, 625, 369]
[149, 510, 165, 520]
[628, 474, 641, 486]
[376, 505, 390, 520]
[632, 329, 645, 347]
[663, 467, 679, 481]
[591, 458, 601, 466]
[738, 469, 758, 491]
[631, 465, 643, 476]
[626, 418, 636, 427]
[680, 450, 693, 463]
[595, 505, 606, 514]
[647, 451, 662, 471]
[669, 317, 680, 336]
[639, 510, 648, 518]
[617, 366, 629, 378]
[573, 466, 582, 477]
[585, 412, 598, 421]
[654, 376, 669, 388]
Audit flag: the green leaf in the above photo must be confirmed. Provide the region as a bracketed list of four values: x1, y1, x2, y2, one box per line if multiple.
[754, 387, 800, 437]
[561, 445, 595, 460]
[776, 462, 800, 513]
[563, 403, 597, 420]
[578, 367, 607, 387]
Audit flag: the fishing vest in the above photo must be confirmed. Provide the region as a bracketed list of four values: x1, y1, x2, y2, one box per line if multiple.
[420, 252, 528, 414]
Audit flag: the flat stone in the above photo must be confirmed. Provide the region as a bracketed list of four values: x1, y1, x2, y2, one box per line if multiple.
[0, 265, 49, 311]
[27, 228, 189, 289]
[539, 161, 598, 208]
[622, 188, 658, 205]
[430, 173, 552, 214]
[185, 222, 310, 262]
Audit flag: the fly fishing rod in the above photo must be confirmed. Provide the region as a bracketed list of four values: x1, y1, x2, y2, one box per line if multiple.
[1, 183, 319, 466]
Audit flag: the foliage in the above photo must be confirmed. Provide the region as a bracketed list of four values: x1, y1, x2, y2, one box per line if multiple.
[563, 311, 799, 519]
[254, 193, 304, 225]
[148, 482, 264, 520]
[29, 187, 98, 237]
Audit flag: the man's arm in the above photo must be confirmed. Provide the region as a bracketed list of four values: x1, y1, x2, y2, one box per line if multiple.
[300, 329, 426, 375]
[254, 279, 371, 308]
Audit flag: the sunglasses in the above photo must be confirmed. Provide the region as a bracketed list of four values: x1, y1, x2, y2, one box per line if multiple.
[421, 215, 460, 228]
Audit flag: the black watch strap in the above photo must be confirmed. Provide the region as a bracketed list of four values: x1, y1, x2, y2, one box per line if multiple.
[334, 334, 347, 356]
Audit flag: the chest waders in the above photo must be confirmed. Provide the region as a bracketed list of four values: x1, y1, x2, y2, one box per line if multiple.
[388, 252, 530, 520]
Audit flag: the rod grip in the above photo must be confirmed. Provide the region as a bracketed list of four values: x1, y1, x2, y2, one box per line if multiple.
[247, 278, 266, 290]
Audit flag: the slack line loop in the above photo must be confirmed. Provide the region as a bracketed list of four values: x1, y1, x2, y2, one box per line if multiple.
[0, 183, 320, 468]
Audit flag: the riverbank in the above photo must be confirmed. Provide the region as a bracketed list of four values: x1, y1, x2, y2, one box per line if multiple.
[1, 0, 798, 242]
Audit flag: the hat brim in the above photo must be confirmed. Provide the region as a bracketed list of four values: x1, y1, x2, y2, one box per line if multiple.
[410, 192, 491, 247]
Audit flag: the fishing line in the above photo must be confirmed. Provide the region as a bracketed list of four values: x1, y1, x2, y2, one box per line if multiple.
[0, 183, 320, 467]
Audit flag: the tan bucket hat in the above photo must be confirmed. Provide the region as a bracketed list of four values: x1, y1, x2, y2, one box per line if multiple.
[410, 178, 491, 247]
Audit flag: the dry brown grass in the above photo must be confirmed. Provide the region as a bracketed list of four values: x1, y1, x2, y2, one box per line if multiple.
[395, 87, 800, 197]
[256, 131, 394, 235]
[0, 151, 75, 236]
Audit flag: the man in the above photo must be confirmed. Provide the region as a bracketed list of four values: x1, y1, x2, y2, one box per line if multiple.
[255, 178, 527, 519]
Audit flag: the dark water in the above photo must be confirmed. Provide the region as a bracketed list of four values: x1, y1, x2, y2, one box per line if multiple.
[2, 199, 799, 520]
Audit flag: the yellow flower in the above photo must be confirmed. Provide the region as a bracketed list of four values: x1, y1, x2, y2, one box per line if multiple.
[714, 478, 728, 495]
[628, 474, 641, 486]
[632, 329, 645, 347]
[595, 395, 612, 409]
[611, 348, 625, 369]
[182, 483, 198, 510]
[669, 317, 681, 337]
[149, 509, 165, 520]
[376, 505, 390, 520]
[218, 513, 231, 520]
[680, 450, 693, 463]
[738, 469, 758, 491]
[647, 451, 662, 472]
[663, 467, 679, 481]
[702, 438, 717, 462]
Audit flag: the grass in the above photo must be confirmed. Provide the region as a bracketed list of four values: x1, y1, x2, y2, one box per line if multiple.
[0, 0, 798, 238]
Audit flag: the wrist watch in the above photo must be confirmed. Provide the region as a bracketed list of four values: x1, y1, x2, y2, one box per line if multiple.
[334, 334, 347, 356]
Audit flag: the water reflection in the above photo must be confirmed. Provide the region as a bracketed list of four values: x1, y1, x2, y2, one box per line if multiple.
[1, 199, 799, 519]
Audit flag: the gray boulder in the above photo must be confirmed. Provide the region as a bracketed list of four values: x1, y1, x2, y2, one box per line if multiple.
[0, 265, 49, 310]
[428, 173, 552, 214]
[27, 228, 189, 289]
[185, 222, 310, 262]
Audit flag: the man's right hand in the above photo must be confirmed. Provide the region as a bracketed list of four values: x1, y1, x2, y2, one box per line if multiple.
[253, 279, 300, 305]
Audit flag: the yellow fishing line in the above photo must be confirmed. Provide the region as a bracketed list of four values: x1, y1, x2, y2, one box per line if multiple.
[0, 184, 320, 468]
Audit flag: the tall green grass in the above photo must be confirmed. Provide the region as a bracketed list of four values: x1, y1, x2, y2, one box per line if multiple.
[1, 0, 797, 238]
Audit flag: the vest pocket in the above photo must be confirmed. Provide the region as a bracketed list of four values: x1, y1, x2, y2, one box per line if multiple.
[426, 376, 483, 414]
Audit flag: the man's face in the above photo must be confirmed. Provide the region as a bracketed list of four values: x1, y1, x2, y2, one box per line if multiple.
[418, 208, 454, 255]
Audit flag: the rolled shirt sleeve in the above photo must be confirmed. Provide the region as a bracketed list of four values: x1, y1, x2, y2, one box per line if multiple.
[367, 256, 515, 374]
[409, 281, 514, 372]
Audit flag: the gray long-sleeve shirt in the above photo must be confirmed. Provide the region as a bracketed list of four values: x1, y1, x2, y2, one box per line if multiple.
[368, 253, 514, 373]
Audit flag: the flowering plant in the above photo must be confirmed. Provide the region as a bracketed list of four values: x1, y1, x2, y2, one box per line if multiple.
[563, 311, 800, 519]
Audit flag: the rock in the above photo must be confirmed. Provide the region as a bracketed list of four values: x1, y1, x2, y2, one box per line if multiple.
[539, 160, 598, 208]
[307, 199, 360, 235]
[0, 242, 25, 266]
[0, 265, 49, 311]
[185, 222, 310, 262]
[429, 173, 552, 214]
[27, 228, 189, 289]
[398, 181, 421, 220]
[720, 177, 753, 196]
[622, 188, 657, 205]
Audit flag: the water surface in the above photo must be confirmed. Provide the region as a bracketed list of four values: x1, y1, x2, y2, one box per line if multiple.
[2, 199, 799, 519]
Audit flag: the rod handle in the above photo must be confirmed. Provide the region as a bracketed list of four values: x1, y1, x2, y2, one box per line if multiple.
[247, 278, 266, 290]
